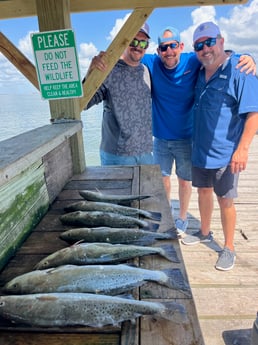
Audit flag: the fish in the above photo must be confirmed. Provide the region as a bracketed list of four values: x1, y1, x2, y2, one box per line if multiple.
[60, 227, 178, 245]
[64, 200, 162, 221]
[35, 242, 180, 269]
[59, 211, 159, 230]
[0, 293, 188, 327]
[79, 189, 151, 205]
[4, 264, 190, 296]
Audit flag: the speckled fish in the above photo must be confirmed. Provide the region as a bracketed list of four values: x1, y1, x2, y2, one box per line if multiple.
[60, 227, 177, 245]
[35, 242, 180, 269]
[4, 264, 190, 296]
[59, 211, 159, 230]
[0, 293, 188, 327]
[64, 201, 161, 221]
[79, 189, 151, 204]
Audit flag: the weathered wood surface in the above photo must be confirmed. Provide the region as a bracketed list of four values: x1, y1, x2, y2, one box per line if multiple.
[0, 123, 81, 271]
[172, 134, 258, 345]
[0, 165, 202, 345]
[0, 122, 81, 186]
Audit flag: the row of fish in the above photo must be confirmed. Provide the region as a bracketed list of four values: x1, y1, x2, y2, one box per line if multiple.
[60, 190, 162, 230]
[0, 190, 189, 328]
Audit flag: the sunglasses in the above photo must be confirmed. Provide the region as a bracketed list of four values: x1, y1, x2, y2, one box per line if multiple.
[159, 42, 179, 52]
[194, 37, 217, 52]
[129, 38, 149, 49]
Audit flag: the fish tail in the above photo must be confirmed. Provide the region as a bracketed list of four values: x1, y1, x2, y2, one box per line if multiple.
[159, 244, 180, 263]
[163, 227, 178, 240]
[131, 238, 154, 246]
[142, 210, 162, 221]
[162, 269, 191, 297]
[158, 301, 188, 324]
[143, 222, 159, 231]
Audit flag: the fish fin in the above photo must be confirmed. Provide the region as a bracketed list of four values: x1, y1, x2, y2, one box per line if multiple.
[159, 244, 180, 263]
[158, 301, 188, 324]
[143, 222, 159, 231]
[130, 238, 155, 246]
[161, 268, 191, 297]
[72, 240, 84, 246]
[138, 195, 152, 200]
[145, 210, 162, 221]
[115, 294, 135, 300]
[163, 227, 178, 240]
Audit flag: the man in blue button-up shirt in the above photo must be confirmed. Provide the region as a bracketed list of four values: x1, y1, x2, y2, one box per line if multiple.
[182, 21, 258, 272]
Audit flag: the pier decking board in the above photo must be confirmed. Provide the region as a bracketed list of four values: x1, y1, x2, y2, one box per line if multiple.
[0, 165, 202, 345]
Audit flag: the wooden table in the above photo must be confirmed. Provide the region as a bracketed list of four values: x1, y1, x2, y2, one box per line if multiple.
[0, 165, 203, 345]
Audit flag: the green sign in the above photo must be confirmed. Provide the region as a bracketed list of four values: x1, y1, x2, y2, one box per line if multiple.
[31, 29, 83, 100]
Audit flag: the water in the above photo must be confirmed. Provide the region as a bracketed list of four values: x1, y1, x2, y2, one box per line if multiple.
[0, 94, 102, 166]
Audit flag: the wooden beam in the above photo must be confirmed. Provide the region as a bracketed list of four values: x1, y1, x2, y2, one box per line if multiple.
[0, 31, 39, 90]
[0, 0, 249, 20]
[79, 7, 153, 111]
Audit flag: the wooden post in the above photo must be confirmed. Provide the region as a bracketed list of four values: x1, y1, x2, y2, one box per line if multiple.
[35, 0, 86, 173]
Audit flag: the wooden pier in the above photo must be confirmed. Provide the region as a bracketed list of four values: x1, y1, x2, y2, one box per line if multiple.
[172, 134, 258, 345]
[0, 164, 203, 345]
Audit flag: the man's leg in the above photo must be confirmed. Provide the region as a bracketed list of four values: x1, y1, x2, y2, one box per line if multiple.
[198, 187, 214, 236]
[217, 196, 236, 251]
[215, 196, 236, 270]
[163, 175, 171, 202]
[178, 177, 192, 221]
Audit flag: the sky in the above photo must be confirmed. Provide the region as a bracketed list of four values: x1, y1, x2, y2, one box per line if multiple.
[0, 0, 258, 94]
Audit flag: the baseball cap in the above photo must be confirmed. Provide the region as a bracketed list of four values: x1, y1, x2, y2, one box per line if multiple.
[193, 21, 221, 43]
[158, 26, 180, 45]
[140, 22, 150, 38]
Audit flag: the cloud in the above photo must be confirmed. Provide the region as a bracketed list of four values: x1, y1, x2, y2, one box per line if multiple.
[18, 31, 35, 61]
[107, 13, 131, 41]
[181, 1, 258, 62]
[219, 0, 258, 60]
[78, 42, 99, 76]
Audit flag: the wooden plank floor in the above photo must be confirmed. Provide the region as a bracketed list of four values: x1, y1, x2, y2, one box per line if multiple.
[0, 165, 203, 345]
[171, 134, 258, 345]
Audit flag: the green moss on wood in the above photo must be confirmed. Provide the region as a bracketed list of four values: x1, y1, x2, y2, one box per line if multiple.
[0, 176, 49, 271]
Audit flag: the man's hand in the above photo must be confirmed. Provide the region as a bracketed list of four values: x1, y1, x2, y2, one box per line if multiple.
[230, 148, 248, 174]
[236, 55, 256, 75]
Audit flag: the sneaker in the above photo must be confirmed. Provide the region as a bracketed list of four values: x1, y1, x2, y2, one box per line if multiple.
[215, 247, 236, 271]
[175, 218, 188, 237]
[181, 230, 213, 245]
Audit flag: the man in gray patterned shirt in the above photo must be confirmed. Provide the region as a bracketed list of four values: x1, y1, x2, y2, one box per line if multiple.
[83, 23, 153, 165]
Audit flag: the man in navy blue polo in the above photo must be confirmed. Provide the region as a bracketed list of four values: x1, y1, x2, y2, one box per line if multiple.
[182, 22, 258, 271]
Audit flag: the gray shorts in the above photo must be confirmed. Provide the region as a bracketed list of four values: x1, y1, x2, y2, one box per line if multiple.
[153, 137, 192, 180]
[192, 165, 239, 198]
